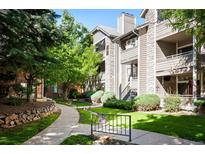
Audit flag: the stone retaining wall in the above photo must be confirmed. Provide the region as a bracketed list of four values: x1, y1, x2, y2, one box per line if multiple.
[0, 103, 58, 128]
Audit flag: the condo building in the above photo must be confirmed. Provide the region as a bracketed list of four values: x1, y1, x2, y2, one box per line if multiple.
[91, 9, 205, 110]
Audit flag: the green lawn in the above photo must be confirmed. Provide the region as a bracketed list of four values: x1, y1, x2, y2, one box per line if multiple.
[0, 113, 60, 145]
[61, 134, 93, 145]
[54, 98, 92, 107]
[78, 107, 205, 143]
[78, 108, 128, 124]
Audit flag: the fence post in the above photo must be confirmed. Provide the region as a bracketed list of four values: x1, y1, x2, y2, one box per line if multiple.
[90, 113, 93, 137]
[129, 115, 131, 142]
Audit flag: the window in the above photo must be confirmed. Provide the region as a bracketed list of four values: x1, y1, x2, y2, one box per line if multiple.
[125, 37, 137, 50]
[106, 45, 109, 55]
[51, 84, 57, 93]
[178, 45, 193, 54]
[131, 63, 138, 78]
[95, 39, 105, 52]
[178, 75, 192, 96]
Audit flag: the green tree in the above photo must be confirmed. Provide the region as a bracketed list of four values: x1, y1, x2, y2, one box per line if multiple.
[44, 11, 102, 99]
[0, 9, 61, 101]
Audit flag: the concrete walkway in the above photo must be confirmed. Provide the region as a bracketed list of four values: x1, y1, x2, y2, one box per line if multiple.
[71, 124, 203, 145]
[24, 104, 204, 145]
[23, 104, 79, 145]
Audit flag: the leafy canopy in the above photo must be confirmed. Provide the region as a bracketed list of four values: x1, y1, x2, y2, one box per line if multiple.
[44, 11, 102, 87]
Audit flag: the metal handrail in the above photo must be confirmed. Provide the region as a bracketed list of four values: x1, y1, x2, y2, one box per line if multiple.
[90, 112, 132, 141]
[120, 82, 130, 99]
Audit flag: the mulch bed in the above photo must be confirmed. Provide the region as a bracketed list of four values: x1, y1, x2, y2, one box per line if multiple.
[0, 100, 54, 115]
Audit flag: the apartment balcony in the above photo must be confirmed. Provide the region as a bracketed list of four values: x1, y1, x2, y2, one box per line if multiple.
[121, 46, 138, 64]
[156, 20, 178, 41]
[156, 51, 193, 76]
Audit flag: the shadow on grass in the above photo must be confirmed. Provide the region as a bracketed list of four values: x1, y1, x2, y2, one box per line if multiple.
[131, 113, 205, 143]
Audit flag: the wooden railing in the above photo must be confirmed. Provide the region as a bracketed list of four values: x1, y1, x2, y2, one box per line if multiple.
[121, 46, 138, 64]
[156, 51, 193, 75]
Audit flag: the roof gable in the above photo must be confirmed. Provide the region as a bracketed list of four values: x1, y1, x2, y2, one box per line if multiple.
[91, 25, 119, 38]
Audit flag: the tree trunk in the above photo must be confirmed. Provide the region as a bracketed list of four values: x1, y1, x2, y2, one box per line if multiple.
[63, 87, 68, 100]
[62, 83, 71, 100]
[26, 75, 33, 102]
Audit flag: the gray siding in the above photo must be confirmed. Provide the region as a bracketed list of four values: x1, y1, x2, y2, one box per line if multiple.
[105, 37, 115, 93]
[156, 20, 176, 40]
[93, 31, 106, 44]
[145, 9, 156, 93]
[121, 46, 138, 64]
[139, 28, 147, 95]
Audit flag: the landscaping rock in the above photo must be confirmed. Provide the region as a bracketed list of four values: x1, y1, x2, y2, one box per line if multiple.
[10, 121, 15, 126]
[0, 103, 56, 128]
[33, 117, 39, 121]
[0, 115, 6, 119]
[5, 117, 11, 125]
[15, 119, 21, 125]
[0, 119, 4, 125]
[9, 114, 18, 120]
[93, 136, 111, 145]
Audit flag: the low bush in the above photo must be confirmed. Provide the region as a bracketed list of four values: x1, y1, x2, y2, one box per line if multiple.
[69, 89, 79, 99]
[84, 91, 95, 98]
[100, 92, 116, 103]
[7, 96, 23, 106]
[12, 83, 26, 98]
[91, 90, 104, 103]
[103, 99, 134, 110]
[133, 94, 160, 111]
[164, 95, 181, 112]
[194, 99, 205, 107]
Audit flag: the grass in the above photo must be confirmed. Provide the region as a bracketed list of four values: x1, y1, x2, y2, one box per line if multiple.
[0, 113, 60, 145]
[54, 98, 92, 107]
[78, 107, 205, 143]
[78, 107, 128, 124]
[61, 134, 93, 145]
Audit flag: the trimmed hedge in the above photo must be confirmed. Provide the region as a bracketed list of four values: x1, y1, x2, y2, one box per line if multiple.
[84, 91, 95, 98]
[133, 94, 160, 111]
[91, 90, 104, 103]
[164, 95, 181, 112]
[7, 97, 23, 106]
[103, 99, 134, 110]
[101, 92, 116, 103]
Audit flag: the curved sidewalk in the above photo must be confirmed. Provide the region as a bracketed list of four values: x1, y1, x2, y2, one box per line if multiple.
[23, 104, 203, 145]
[23, 104, 79, 145]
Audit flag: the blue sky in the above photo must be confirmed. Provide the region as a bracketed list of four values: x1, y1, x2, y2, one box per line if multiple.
[54, 9, 144, 31]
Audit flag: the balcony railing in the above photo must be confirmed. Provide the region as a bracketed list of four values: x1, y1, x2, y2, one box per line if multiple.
[121, 46, 138, 64]
[156, 51, 193, 76]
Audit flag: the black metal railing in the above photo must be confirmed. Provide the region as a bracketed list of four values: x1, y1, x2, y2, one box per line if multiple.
[90, 112, 132, 141]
